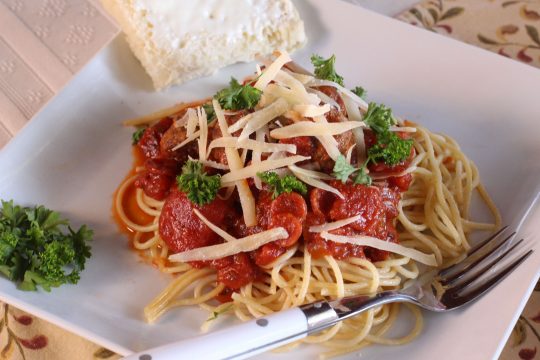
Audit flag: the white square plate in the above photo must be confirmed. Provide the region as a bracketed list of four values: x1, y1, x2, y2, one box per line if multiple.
[0, 0, 539, 358]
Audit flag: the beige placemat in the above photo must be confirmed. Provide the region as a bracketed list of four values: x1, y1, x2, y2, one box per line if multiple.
[0, 0, 118, 148]
[0, 0, 539, 359]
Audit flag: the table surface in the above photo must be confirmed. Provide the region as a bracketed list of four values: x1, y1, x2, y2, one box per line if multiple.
[0, 0, 539, 359]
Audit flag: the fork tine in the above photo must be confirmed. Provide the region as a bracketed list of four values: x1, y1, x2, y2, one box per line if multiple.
[442, 239, 524, 289]
[441, 250, 533, 309]
[439, 231, 515, 285]
[438, 226, 510, 277]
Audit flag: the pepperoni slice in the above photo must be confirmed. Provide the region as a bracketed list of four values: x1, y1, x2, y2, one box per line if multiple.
[269, 213, 303, 247]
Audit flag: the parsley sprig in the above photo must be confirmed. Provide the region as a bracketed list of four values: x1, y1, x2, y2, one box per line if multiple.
[332, 155, 372, 186]
[311, 54, 344, 86]
[132, 127, 146, 145]
[352, 86, 367, 100]
[257, 172, 307, 199]
[214, 78, 262, 111]
[363, 103, 413, 166]
[0, 200, 92, 291]
[202, 103, 216, 122]
[177, 160, 221, 205]
[205, 304, 233, 322]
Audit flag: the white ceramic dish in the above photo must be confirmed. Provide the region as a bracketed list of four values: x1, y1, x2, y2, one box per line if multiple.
[0, 0, 539, 358]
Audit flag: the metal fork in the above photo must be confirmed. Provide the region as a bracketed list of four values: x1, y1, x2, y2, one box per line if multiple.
[125, 227, 533, 360]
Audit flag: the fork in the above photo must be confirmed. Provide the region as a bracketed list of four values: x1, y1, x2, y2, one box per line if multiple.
[125, 227, 532, 360]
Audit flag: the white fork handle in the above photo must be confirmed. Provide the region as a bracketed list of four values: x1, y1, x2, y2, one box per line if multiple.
[123, 307, 309, 360]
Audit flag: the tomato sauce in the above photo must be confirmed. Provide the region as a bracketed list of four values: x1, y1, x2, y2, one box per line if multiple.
[114, 107, 415, 298]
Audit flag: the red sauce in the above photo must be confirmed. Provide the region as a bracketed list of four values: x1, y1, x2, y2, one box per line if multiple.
[114, 108, 417, 297]
[159, 188, 231, 253]
[364, 130, 415, 174]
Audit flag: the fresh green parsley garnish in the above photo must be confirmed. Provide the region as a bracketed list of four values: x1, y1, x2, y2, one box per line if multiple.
[332, 155, 372, 186]
[132, 127, 146, 145]
[363, 102, 413, 166]
[177, 160, 221, 205]
[257, 172, 307, 199]
[205, 304, 233, 322]
[202, 103, 215, 122]
[310, 54, 344, 86]
[352, 86, 367, 100]
[353, 163, 372, 186]
[332, 155, 357, 183]
[214, 77, 262, 111]
[368, 132, 414, 166]
[0, 200, 92, 292]
[362, 102, 395, 134]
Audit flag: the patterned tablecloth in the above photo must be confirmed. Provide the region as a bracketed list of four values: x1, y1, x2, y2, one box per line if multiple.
[0, 0, 539, 359]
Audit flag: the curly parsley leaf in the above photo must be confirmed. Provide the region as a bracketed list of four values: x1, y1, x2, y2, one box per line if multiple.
[353, 163, 372, 186]
[0, 200, 93, 292]
[310, 54, 344, 86]
[332, 155, 357, 183]
[202, 103, 216, 122]
[352, 86, 367, 100]
[362, 102, 395, 134]
[214, 78, 262, 111]
[177, 160, 221, 205]
[368, 132, 414, 166]
[132, 127, 146, 145]
[332, 155, 373, 185]
[362, 102, 413, 166]
[257, 172, 307, 199]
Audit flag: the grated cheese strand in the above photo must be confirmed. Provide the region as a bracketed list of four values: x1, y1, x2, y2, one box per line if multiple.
[238, 98, 289, 142]
[254, 51, 292, 91]
[309, 215, 363, 233]
[193, 209, 236, 242]
[208, 137, 296, 154]
[270, 120, 365, 139]
[198, 107, 208, 162]
[220, 155, 310, 185]
[321, 232, 438, 266]
[214, 99, 257, 227]
[169, 227, 289, 262]
[290, 170, 344, 199]
[186, 108, 198, 137]
[172, 130, 201, 151]
[293, 104, 331, 118]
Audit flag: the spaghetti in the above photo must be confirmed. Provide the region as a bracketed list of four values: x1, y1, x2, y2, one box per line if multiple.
[113, 52, 500, 358]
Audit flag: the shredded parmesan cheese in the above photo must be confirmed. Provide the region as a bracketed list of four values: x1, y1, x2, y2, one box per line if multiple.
[254, 51, 292, 91]
[342, 95, 366, 162]
[199, 159, 229, 171]
[197, 107, 208, 162]
[390, 126, 417, 133]
[208, 137, 296, 154]
[193, 209, 236, 242]
[169, 227, 289, 262]
[290, 169, 344, 199]
[309, 215, 363, 233]
[171, 130, 201, 151]
[288, 165, 333, 180]
[321, 232, 438, 266]
[253, 129, 265, 190]
[186, 108, 199, 137]
[264, 84, 317, 107]
[238, 98, 289, 142]
[308, 79, 369, 111]
[220, 155, 310, 185]
[270, 121, 364, 139]
[307, 88, 340, 109]
[293, 104, 331, 118]
[214, 99, 257, 227]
